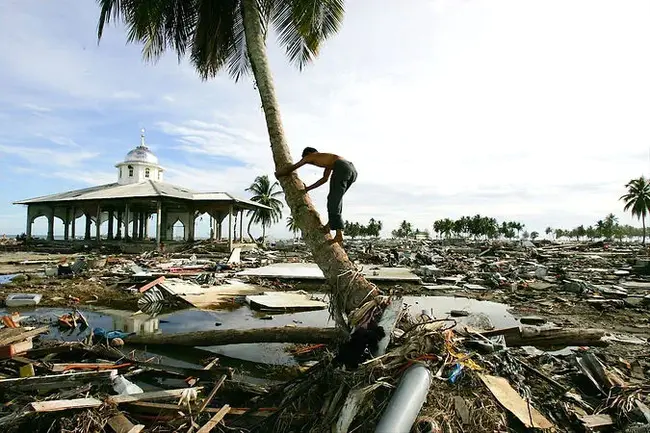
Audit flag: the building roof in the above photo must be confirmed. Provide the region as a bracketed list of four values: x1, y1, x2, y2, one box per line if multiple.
[14, 180, 271, 210]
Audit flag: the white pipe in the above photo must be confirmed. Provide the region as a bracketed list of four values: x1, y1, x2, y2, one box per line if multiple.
[375, 364, 431, 433]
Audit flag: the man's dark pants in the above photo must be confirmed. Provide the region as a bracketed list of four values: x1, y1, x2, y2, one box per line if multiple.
[327, 159, 357, 231]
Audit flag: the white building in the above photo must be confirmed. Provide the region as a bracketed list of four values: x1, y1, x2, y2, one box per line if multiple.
[14, 131, 268, 250]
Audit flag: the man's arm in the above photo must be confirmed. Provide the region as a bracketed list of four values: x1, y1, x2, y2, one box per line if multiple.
[275, 155, 311, 177]
[305, 168, 332, 192]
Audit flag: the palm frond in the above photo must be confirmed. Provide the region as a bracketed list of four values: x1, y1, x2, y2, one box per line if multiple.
[271, 0, 344, 70]
[190, 0, 239, 80]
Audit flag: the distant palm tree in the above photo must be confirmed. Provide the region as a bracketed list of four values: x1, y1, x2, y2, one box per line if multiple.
[246, 175, 284, 244]
[620, 176, 650, 244]
[286, 215, 300, 240]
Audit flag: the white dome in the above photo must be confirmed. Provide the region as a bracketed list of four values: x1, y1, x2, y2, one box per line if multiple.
[124, 146, 159, 164]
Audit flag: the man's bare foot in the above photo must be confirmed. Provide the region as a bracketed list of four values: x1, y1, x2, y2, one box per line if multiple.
[328, 235, 343, 245]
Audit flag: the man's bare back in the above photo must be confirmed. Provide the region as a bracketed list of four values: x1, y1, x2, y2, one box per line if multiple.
[275, 147, 356, 244]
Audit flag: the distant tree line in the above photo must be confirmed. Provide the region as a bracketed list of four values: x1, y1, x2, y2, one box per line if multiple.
[432, 215, 525, 240]
[391, 220, 431, 239]
[551, 213, 644, 241]
[343, 218, 383, 239]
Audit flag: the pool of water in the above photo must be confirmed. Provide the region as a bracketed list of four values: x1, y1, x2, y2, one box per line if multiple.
[0, 274, 17, 284]
[0, 295, 515, 370]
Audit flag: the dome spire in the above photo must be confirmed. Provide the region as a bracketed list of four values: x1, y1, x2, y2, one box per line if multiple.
[140, 128, 146, 147]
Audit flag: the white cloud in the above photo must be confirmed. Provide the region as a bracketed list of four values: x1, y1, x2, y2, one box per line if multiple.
[0, 144, 99, 168]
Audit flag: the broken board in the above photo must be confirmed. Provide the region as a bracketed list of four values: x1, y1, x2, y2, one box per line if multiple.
[245, 291, 327, 312]
[237, 263, 420, 282]
[478, 374, 554, 429]
[160, 279, 265, 309]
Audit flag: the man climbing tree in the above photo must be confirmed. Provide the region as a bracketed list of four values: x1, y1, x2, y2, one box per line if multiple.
[276, 147, 357, 245]
[96, 0, 378, 317]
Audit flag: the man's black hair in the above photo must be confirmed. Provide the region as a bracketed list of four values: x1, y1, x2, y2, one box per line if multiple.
[302, 147, 318, 158]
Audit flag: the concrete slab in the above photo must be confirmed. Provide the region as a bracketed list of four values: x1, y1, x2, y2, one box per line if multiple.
[245, 291, 327, 312]
[160, 279, 265, 309]
[237, 263, 420, 283]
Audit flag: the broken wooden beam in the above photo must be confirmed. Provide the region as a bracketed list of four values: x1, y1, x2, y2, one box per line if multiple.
[138, 276, 165, 293]
[197, 405, 230, 433]
[29, 398, 102, 413]
[0, 326, 49, 346]
[0, 370, 115, 392]
[107, 413, 145, 433]
[126, 401, 274, 417]
[107, 387, 203, 405]
[125, 327, 345, 346]
[505, 327, 607, 348]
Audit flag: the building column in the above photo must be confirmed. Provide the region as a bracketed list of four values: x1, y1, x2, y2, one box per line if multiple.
[47, 207, 55, 241]
[116, 211, 122, 240]
[124, 204, 130, 240]
[239, 209, 244, 244]
[209, 216, 214, 240]
[108, 210, 114, 240]
[132, 211, 139, 239]
[63, 208, 70, 241]
[26, 206, 32, 239]
[228, 206, 233, 251]
[71, 207, 76, 240]
[96, 204, 102, 242]
[143, 213, 149, 239]
[187, 211, 195, 242]
[139, 212, 145, 240]
[84, 213, 91, 240]
[155, 201, 162, 246]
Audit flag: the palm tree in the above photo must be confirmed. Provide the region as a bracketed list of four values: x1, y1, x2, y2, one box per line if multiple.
[620, 176, 650, 244]
[96, 0, 377, 314]
[286, 215, 300, 240]
[246, 175, 284, 244]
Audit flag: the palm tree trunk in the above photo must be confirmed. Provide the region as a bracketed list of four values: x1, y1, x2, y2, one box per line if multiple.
[247, 217, 255, 243]
[643, 214, 646, 245]
[262, 224, 266, 245]
[241, 0, 377, 315]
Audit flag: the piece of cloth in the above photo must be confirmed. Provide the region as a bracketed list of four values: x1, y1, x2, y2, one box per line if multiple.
[327, 159, 357, 230]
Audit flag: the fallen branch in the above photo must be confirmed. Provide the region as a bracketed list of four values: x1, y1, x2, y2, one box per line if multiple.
[125, 327, 345, 346]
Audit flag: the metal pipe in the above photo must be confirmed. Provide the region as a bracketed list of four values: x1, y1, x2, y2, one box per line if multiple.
[375, 364, 431, 433]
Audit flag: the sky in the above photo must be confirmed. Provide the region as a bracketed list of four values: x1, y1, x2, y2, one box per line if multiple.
[1, 0, 649, 239]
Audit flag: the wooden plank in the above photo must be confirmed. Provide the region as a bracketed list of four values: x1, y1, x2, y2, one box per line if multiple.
[0, 370, 115, 392]
[108, 387, 203, 405]
[0, 339, 33, 359]
[0, 327, 49, 346]
[478, 374, 554, 429]
[578, 413, 614, 428]
[139, 276, 165, 293]
[197, 405, 231, 433]
[199, 375, 227, 413]
[107, 413, 145, 433]
[51, 362, 132, 372]
[29, 397, 102, 413]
